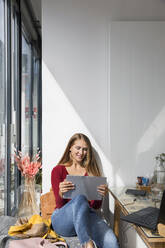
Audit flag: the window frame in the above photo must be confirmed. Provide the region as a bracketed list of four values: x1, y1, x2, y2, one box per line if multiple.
[1, 0, 41, 216]
[4, 0, 12, 216]
[11, 1, 22, 216]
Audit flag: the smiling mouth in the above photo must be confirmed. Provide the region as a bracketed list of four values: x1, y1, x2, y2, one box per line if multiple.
[77, 155, 83, 159]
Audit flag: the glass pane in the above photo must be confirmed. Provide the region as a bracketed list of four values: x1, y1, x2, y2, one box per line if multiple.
[32, 57, 42, 186]
[33, 57, 39, 154]
[10, 10, 19, 211]
[21, 35, 31, 155]
[0, 0, 5, 215]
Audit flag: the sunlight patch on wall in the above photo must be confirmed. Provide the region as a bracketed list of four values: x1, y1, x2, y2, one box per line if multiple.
[42, 61, 124, 193]
[137, 106, 165, 155]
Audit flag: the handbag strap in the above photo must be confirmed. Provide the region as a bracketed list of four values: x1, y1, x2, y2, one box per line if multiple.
[40, 239, 68, 248]
[53, 241, 68, 247]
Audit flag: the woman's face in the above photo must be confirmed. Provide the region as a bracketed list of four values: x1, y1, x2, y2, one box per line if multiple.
[70, 139, 88, 163]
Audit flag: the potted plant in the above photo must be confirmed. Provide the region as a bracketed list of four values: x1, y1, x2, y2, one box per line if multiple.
[154, 153, 165, 185]
[155, 153, 165, 165]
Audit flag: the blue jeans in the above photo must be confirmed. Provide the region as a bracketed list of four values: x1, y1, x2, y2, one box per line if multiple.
[51, 195, 119, 248]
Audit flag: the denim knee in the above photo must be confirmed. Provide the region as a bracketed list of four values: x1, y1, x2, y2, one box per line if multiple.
[72, 194, 90, 214]
[73, 194, 88, 203]
[103, 229, 119, 248]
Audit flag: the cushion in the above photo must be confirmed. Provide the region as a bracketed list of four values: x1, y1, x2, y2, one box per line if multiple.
[40, 189, 56, 219]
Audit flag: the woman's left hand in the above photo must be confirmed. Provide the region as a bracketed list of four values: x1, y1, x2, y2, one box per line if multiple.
[97, 184, 109, 197]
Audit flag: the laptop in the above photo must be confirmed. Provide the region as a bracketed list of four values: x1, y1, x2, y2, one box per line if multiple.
[63, 175, 107, 200]
[120, 190, 165, 230]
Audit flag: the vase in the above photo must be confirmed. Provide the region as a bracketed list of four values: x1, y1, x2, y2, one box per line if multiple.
[16, 176, 41, 218]
[154, 161, 165, 185]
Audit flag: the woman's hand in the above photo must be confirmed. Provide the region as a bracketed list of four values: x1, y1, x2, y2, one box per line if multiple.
[59, 180, 75, 197]
[97, 184, 109, 197]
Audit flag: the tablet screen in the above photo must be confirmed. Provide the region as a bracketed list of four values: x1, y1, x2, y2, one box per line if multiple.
[63, 175, 107, 200]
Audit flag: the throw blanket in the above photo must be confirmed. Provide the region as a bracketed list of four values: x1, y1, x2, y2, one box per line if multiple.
[8, 215, 65, 242]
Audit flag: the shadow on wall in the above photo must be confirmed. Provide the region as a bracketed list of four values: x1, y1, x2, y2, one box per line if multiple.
[42, 61, 117, 194]
[43, 56, 165, 191]
[42, 0, 165, 190]
[110, 22, 165, 186]
[93, 147, 104, 176]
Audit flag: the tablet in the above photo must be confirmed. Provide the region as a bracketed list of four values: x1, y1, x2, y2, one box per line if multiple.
[63, 175, 107, 200]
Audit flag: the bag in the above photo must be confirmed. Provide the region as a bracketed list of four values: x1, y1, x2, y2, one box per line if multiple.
[40, 188, 56, 219]
[8, 237, 68, 248]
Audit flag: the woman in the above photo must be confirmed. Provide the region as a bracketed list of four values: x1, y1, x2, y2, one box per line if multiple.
[51, 133, 119, 248]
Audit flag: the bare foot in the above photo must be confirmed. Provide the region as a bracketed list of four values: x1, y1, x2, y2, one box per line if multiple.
[86, 240, 96, 248]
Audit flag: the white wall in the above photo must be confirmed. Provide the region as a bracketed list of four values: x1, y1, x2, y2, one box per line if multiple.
[42, 0, 165, 194]
[110, 22, 165, 186]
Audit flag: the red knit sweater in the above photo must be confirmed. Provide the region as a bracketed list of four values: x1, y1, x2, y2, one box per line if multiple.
[51, 165, 102, 209]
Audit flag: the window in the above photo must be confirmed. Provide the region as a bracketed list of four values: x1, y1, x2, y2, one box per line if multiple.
[0, 0, 41, 216]
[0, 0, 5, 215]
[10, 5, 20, 213]
[21, 35, 32, 155]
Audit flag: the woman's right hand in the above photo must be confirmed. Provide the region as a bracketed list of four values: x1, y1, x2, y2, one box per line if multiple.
[59, 180, 75, 197]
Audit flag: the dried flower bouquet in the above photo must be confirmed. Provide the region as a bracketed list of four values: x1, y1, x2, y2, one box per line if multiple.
[14, 149, 42, 217]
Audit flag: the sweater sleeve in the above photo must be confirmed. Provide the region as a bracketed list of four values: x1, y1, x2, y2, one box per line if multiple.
[51, 165, 68, 209]
[51, 166, 102, 209]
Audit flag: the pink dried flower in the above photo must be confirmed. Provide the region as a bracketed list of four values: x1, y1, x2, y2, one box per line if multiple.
[14, 149, 42, 178]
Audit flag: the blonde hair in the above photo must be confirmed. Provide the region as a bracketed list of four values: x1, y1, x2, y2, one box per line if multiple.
[58, 133, 101, 176]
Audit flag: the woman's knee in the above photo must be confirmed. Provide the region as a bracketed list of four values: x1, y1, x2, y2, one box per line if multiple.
[103, 229, 119, 248]
[73, 194, 88, 204]
[71, 194, 89, 211]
